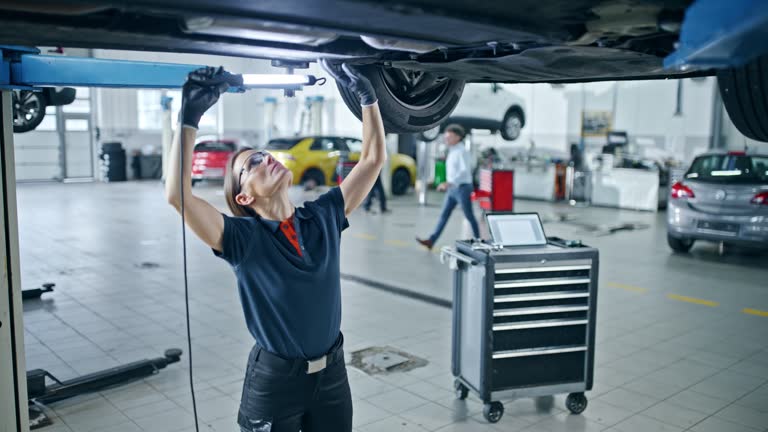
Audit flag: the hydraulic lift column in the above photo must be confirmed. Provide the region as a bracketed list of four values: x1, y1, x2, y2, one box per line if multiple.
[1, 89, 31, 432]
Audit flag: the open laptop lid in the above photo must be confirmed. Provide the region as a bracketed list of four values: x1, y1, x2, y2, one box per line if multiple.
[485, 212, 548, 247]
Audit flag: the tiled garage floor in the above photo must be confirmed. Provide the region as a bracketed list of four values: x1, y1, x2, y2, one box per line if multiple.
[16, 182, 768, 432]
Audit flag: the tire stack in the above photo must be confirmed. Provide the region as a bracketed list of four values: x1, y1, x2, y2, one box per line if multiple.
[99, 142, 127, 182]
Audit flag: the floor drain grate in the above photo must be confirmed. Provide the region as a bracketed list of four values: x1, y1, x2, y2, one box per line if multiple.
[349, 346, 428, 375]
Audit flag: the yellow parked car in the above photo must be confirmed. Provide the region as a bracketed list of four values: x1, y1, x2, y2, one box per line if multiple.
[266, 136, 417, 195]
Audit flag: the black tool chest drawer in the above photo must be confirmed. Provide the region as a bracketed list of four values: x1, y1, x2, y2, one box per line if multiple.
[492, 351, 587, 388]
[492, 324, 588, 351]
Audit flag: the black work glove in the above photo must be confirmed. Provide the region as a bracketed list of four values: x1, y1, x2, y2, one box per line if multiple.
[180, 66, 239, 129]
[320, 59, 377, 106]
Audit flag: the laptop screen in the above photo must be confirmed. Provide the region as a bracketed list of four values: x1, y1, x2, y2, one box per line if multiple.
[486, 213, 547, 246]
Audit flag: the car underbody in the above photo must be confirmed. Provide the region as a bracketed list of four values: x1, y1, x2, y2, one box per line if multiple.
[0, 0, 709, 83]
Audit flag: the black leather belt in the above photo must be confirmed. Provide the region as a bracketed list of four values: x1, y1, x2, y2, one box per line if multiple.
[252, 333, 344, 375]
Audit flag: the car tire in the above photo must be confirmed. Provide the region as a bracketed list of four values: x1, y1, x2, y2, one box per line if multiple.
[667, 234, 695, 253]
[500, 108, 524, 141]
[334, 64, 465, 133]
[717, 54, 768, 142]
[391, 168, 411, 196]
[301, 168, 326, 190]
[12, 90, 48, 133]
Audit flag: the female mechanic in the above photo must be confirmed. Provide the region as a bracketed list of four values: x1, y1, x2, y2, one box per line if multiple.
[165, 61, 385, 432]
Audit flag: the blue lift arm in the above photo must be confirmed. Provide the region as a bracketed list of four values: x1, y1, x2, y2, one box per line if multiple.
[0, 46, 320, 92]
[665, 0, 768, 70]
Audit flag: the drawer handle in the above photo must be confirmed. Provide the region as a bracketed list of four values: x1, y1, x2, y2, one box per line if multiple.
[493, 346, 587, 359]
[494, 306, 589, 317]
[496, 265, 591, 274]
[493, 319, 588, 331]
[494, 292, 589, 303]
[495, 278, 590, 289]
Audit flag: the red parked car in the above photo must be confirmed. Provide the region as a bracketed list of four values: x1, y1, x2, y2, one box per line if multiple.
[191, 139, 239, 186]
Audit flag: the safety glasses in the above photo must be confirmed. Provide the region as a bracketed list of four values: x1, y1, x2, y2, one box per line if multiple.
[238, 150, 269, 186]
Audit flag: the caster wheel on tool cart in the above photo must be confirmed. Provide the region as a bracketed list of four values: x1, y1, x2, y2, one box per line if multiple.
[566, 392, 588, 414]
[454, 380, 469, 400]
[483, 401, 504, 423]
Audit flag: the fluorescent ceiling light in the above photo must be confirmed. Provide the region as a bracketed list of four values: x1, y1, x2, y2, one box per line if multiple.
[711, 170, 742, 176]
[241, 74, 311, 86]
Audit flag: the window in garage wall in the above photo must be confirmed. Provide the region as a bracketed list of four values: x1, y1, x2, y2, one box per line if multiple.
[35, 106, 58, 131]
[60, 87, 95, 180]
[137, 90, 164, 130]
[137, 90, 218, 131]
[63, 87, 92, 114]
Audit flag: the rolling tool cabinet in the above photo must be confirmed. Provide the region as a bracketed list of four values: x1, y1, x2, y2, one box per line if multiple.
[441, 218, 598, 423]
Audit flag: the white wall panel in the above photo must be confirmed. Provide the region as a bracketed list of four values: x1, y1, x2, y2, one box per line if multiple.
[98, 89, 138, 130]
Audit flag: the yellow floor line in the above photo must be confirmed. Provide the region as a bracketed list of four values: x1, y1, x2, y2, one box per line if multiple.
[667, 294, 719, 307]
[743, 308, 768, 317]
[352, 233, 377, 241]
[385, 239, 410, 247]
[607, 282, 648, 294]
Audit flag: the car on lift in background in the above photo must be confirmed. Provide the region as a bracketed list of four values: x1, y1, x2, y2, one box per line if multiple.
[12, 87, 77, 133]
[418, 83, 526, 142]
[0, 1, 766, 146]
[667, 151, 768, 252]
[266, 136, 417, 195]
[191, 138, 240, 186]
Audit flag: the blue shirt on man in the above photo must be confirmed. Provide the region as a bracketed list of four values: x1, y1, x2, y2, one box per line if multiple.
[213, 187, 348, 359]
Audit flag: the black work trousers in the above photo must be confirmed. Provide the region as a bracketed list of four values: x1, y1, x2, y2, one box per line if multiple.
[238, 335, 352, 432]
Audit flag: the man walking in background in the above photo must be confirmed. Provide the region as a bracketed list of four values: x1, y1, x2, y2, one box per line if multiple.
[416, 124, 479, 250]
[363, 174, 390, 214]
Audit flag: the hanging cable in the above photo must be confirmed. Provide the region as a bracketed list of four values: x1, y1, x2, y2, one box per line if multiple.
[178, 108, 201, 432]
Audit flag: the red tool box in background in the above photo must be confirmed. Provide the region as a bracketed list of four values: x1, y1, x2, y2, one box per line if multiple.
[472, 168, 514, 212]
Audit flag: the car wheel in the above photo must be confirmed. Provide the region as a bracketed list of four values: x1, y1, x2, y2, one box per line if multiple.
[667, 234, 695, 253]
[12, 90, 47, 133]
[301, 168, 325, 190]
[334, 64, 465, 133]
[391, 168, 411, 196]
[717, 54, 768, 142]
[418, 125, 441, 142]
[500, 108, 524, 141]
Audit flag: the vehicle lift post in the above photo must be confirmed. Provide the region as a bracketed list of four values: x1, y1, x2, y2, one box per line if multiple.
[0, 46, 320, 431]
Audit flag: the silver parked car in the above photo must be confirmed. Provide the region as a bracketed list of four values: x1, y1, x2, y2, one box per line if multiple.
[667, 151, 768, 252]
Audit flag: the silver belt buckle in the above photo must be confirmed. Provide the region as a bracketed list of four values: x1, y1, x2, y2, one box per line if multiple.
[306, 355, 327, 374]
